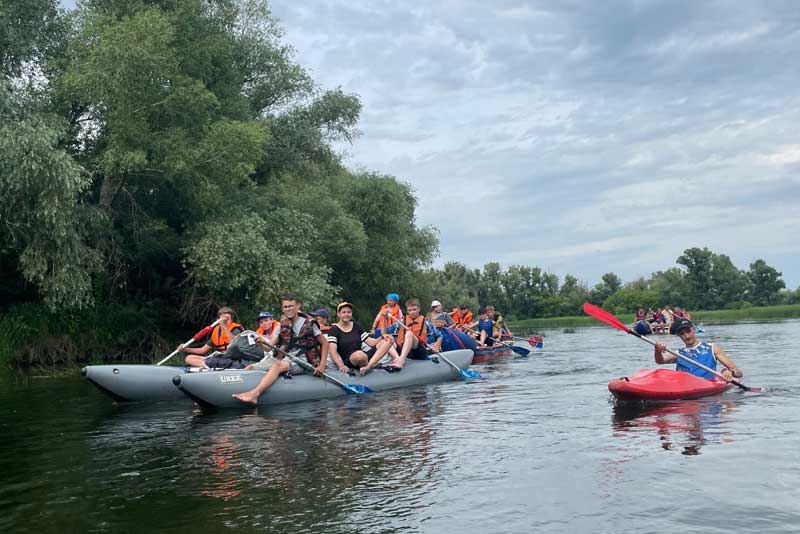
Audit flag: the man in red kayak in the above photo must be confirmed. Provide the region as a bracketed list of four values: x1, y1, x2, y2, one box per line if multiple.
[654, 317, 743, 382]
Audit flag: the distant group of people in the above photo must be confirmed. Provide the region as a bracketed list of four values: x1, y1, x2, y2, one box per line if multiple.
[634, 305, 693, 335]
[175, 293, 513, 404]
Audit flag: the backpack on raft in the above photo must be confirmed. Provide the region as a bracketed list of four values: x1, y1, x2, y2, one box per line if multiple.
[223, 331, 269, 362]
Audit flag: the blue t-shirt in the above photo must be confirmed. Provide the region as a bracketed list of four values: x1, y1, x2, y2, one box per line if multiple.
[676, 341, 717, 379]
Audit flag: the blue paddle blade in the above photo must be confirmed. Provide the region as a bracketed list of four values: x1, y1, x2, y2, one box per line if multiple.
[460, 368, 482, 380]
[534, 341, 543, 349]
[345, 384, 373, 394]
[511, 345, 530, 357]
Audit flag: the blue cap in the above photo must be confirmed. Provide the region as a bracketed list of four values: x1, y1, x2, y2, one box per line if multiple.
[310, 307, 329, 319]
[386, 293, 400, 302]
[256, 311, 273, 320]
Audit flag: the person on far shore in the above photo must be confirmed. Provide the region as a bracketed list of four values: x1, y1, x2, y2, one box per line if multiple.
[178, 306, 244, 367]
[654, 317, 742, 382]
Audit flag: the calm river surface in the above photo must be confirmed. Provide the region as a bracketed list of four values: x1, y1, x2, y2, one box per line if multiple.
[1, 321, 799, 533]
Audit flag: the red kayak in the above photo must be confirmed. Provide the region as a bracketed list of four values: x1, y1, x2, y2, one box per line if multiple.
[609, 368, 733, 401]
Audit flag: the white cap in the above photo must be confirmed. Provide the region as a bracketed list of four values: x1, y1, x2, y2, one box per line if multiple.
[431, 300, 442, 307]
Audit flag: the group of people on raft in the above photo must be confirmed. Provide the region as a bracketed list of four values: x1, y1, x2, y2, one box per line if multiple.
[633, 305, 693, 335]
[176, 293, 512, 405]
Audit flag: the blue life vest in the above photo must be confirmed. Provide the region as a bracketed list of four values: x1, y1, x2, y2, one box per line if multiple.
[478, 319, 493, 337]
[676, 341, 717, 379]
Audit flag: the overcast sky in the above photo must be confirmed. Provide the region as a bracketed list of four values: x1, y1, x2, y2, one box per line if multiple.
[267, 0, 800, 288]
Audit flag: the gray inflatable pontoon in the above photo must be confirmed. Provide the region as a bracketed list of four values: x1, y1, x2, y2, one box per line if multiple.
[173, 349, 475, 408]
[82, 364, 190, 402]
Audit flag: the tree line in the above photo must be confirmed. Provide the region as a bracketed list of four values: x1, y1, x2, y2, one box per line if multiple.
[421, 248, 795, 320]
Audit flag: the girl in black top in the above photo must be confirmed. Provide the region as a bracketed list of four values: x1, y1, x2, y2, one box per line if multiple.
[327, 302, 398, 375]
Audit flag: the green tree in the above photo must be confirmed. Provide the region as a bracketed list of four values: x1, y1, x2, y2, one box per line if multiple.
[676, 247, 714, 308]
[747, 259, 785, 306]
[603, 289, 659, 315]
[589, 272, 622, 305]
[558, 274, 589, 316]
[650, 268, 689, 307]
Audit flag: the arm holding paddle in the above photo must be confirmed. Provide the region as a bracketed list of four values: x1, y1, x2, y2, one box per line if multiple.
[158, 319, 220, 365]
[584, 302, 759, 392]
[654, 342, 742, 382]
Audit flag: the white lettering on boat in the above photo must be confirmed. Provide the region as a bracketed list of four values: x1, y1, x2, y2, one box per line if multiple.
[219, 375, 243, 384]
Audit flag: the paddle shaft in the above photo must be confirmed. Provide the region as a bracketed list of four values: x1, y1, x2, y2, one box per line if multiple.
[461, 326, 530, 356]
[157, 319, 221, 366]
[255, 336, 363, 394]
[391, 316, 473, 376]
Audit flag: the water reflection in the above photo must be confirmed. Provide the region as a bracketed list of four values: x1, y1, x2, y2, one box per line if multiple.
[88, 388, 449, 532]
[612, 399, 736, 455]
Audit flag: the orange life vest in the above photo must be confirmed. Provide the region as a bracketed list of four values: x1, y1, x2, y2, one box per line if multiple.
[397, 315, 427, 346]
[375, 304, 402, 331]
[210, 322, 243, 352]
[459, 310, 473, 325]
[451, 308, 462, 324]
[256, 320, 279, 338]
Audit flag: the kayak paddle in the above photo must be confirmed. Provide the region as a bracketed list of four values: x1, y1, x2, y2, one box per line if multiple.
[157, 319, 220, 366]
[461, 326, 530, 356]
[392, 317, 481, 380]
[583, 303, 761, 392]
[256, 337, 373, 395]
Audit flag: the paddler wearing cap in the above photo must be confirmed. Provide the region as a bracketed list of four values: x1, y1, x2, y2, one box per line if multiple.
[654, 317, 743, 382]
[371, 293, 403, 337]
[254, 310, 280, 347]
[326, 302, 399, 376]
[426, 300, 454, 327]
[309, 307, 331, 333]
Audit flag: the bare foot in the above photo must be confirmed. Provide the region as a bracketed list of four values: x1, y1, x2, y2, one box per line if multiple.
[232, 391, 258, 405]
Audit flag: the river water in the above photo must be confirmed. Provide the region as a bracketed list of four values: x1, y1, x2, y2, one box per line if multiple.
[1, 321, 798, 533]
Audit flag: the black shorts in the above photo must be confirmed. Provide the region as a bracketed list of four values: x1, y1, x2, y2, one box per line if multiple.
[343, 346, 376, 368]
[408, 344, 428, 360]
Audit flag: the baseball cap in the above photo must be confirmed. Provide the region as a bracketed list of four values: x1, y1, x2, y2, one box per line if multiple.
[256, 311, 273, 320]
[671, 317, 693, 335]
[431, 300, 442, 308]
[310, 307, 329, 319]
[336, 302, 353, 312]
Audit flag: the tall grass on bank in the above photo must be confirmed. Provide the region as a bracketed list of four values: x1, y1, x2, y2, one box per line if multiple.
[508, 304, 800, 330]
[0, 302, 177, 368]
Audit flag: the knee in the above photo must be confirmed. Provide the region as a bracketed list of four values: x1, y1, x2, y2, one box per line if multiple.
[350, 353, 368, 366]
